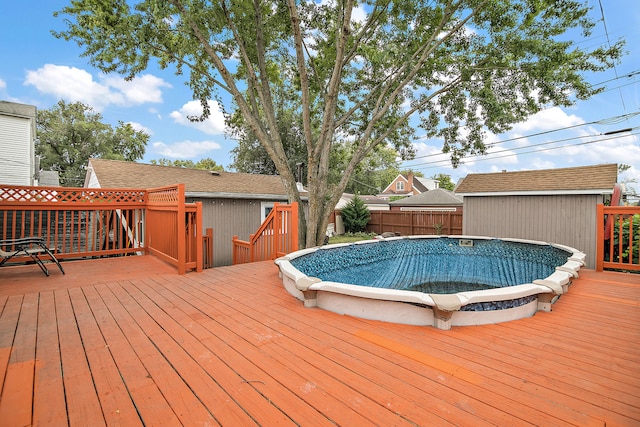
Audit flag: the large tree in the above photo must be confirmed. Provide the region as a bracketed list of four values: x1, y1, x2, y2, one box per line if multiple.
[432, 173, 456, 191]
[228, 106, 307, 177]
[231, 121, 401, 195]
[150, 157, 224, 170]
[55, 0, 622, 246]
[37, 100, 148, 186]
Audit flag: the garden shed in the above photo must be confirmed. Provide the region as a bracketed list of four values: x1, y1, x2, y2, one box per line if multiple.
[455, 163, 618, 268]
[85, 158, 303, 267]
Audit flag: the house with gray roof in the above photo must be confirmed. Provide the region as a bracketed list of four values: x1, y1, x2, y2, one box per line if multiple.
[455, 163, 618, 268]
[389, 188, 463, 212]
[85, 158, 304, 266]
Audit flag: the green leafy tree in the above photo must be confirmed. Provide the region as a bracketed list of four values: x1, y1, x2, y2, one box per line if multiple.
[229, 108, 306, 177]
[55, 0, 622, 246]
[341, 195, 371, 233]
[229, 88, 401, 193]
[431, 173, 456, 191]
[343, 146, 401, 195]
[150, 157, 224, 171]
[36, 100, 148, 186]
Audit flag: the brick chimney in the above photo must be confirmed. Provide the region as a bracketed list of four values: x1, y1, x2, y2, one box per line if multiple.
[407, 172, 414, 194]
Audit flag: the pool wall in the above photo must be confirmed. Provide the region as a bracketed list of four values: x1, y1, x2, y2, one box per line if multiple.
[275, 236, 586, 330]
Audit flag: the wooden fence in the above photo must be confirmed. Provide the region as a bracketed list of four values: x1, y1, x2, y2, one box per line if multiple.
[596, 204, 640, 272]
[232, 202, 299, 264]
[365, 210, 463, 236]
[1, 184, 206, 274]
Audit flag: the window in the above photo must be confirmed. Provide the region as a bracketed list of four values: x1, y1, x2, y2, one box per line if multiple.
[396, 181, 405, 191]
[260, 202, 274, 222]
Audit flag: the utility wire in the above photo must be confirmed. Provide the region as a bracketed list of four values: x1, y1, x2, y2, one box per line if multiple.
[598, 0, 627, 112]
[408, 128, 639, 170]
[406, 111, 640, 163]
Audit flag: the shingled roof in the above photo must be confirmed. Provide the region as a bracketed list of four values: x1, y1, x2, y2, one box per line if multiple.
[86, 159, 290, 199]
[455, 164, 618, 195]
[389, 188, 463, 206]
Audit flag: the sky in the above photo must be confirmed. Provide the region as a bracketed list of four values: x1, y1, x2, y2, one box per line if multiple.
[1, 1, 639, 194]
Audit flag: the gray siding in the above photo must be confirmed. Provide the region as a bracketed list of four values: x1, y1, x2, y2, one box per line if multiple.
[462, 194, 600, 268]
[190, 197, 284, 267]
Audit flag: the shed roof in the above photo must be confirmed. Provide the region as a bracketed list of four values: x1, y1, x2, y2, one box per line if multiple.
[86, 158, 290, 199]
[342, 193, 389, 205]
[455, 164, 618, 195]
[389, 188, 463, 206]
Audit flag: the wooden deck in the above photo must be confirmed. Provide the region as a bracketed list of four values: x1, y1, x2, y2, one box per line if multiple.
[0, 256, 638, 426]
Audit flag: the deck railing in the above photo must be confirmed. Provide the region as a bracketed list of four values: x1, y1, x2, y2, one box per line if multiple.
[232, 202, 299, 264]
[0, 186, 147, 257]
[596, 204, 640, 272]
[203, 228, 214, 269]
[144, 184, 203, 274]
[1, 184, 205, 274]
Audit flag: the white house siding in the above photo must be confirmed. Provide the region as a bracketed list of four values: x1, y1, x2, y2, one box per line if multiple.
[462, 194, 600, 268]
[0, 114, 34, 185]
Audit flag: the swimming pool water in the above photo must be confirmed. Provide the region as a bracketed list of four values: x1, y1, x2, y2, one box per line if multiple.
[290, 237, 571, 293]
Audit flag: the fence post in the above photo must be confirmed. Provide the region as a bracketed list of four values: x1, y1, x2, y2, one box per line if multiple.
[249, 233, 255, 262]
[232, 235, 238, 265]
[195, 201, 203, 272]
[204, 228, 213, 269]
[274, 204, 281, 259]
[177, 184, 186, 275]
[290, 202, 299, 251]
[595, 203, 604, 272]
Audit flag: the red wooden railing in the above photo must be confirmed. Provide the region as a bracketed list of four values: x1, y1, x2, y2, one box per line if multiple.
[203, 228, 214, 269]
[0, 186, 147, 257]
[145, 184, 202, 274]
[596, 204, 640, 272]
[232, 202, 299, 264]
[1, 184, 206, 274]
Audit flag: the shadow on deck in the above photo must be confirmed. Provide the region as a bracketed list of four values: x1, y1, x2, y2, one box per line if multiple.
[0, 256, 638, 426]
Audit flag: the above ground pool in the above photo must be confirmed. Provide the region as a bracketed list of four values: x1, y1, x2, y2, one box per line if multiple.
[275, 235, 585, 330]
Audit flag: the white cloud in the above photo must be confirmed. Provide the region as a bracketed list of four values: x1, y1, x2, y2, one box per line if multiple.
[103, 74, 170, 104]
[169, 100, 226, 135]
[127, 121, 153, 136]
[510, 107, 584, 133]
[25, 65, 116, 108]
[350, 4, 367, 23]
[560, 132, 640, 165]
[151, 140, 222, 159]
[0, 78, 6, 89]
[24, 64, 170, 110]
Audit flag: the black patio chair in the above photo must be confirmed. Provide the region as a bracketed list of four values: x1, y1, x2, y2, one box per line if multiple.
[0, 237, 65, 276]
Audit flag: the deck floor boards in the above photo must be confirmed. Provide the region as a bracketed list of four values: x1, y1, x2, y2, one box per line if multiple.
[0, 256, 638, 426]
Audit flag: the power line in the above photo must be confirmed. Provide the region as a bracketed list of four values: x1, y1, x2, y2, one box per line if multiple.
[406, 111, 640, 164]
[407, 128, 639, 171]
[590, 69, 640, 88]
[598, 0, 627, 112]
